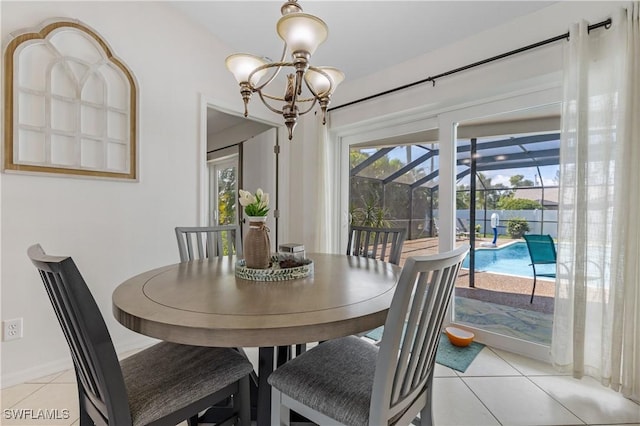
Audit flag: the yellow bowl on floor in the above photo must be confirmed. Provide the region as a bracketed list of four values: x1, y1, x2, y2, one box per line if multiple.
[445, 326, 475, 347]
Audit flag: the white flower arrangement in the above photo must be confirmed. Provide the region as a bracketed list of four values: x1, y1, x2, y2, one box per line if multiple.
[238, 188, 269, 216]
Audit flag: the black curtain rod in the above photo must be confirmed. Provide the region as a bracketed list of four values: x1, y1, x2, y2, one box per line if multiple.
[329, 18, 612, 112]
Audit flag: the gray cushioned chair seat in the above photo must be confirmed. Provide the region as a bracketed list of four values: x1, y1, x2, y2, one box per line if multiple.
[268, 336, 378, 426]
[121, 342, 253, 426]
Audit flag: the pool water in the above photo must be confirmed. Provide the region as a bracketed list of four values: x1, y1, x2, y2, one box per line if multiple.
[462, 242, 555, 278]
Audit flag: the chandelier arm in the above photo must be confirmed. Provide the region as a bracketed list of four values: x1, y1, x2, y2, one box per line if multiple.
[252, 43, 289, 92]
[257, 90, 287, 115]
[261, 93, 316, 102]
[297, 96, 319, 116]
[250, 61, 293, 92]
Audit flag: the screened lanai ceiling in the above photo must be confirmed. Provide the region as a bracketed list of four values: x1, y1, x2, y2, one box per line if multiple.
[350, 105, 561, 190]
[352, 132, 559, 190]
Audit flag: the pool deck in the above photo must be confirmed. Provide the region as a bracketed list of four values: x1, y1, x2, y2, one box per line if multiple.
[400, 237, 555, 315]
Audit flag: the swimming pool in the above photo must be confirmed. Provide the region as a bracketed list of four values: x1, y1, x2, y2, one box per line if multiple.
[462, 242, 555, 278]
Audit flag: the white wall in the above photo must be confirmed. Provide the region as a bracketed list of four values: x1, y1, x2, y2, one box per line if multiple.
[242, 128, 278, 248]
[0, 1, 251, 386]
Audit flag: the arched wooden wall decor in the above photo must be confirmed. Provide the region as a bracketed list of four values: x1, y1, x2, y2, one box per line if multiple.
[3, 19, 137, 180]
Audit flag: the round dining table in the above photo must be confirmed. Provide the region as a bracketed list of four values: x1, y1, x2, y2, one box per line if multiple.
[112, 253, 400, 425]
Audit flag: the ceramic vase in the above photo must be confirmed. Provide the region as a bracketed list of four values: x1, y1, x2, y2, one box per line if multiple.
[244, 216, 271, 269]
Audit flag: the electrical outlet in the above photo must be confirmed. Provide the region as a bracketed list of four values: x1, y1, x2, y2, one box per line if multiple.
[2, 318, 23, 341]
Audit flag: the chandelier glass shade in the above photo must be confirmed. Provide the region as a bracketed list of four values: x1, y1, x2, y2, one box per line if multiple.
[225, 0, 344, 140]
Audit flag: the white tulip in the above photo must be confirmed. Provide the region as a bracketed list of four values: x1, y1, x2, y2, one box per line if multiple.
[238, 188, 269, 214]
[238, 190, 256, 207]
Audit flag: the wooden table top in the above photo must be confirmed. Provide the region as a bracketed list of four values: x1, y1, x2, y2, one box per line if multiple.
[113, 253, 400, 347]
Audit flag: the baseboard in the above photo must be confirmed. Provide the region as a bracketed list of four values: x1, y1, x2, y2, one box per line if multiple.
[1, 336, 154, 389]
[1, 358, 73, 389]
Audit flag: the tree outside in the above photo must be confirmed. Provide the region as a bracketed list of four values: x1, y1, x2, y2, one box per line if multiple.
[217, 167, 237, 225]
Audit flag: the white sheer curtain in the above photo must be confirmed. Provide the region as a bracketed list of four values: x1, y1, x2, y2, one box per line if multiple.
[552, 3, 640, 402]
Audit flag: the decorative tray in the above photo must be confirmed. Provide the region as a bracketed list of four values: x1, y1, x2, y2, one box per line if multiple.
[235, 255, 313, 282]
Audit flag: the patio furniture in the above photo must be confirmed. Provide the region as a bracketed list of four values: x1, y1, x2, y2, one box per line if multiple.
[457, 218, 471, 239]
[523, 234, 557, 303]
[346, 225, 407, 265]
[175, 225, 242, 261]
[112, 253, 400, 426]
[27, 244, 252, 426]
[268, 245, 469, 426]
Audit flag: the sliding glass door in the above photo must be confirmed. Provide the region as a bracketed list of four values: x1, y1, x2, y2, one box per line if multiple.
[445, 93, 562, 361]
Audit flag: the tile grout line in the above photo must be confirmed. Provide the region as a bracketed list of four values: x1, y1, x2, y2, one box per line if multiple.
[2, 382, 48, 410]
[523, 374, 590, 425]
[4, 370, 79, 426]
[488, 347, 589, 426]
[455, 375, 504, 426]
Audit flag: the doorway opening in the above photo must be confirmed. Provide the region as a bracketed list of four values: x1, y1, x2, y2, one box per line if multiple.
[203, 102, 275, 229]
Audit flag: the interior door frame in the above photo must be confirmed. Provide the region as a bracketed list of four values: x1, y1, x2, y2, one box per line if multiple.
[198, 94, 281, 227]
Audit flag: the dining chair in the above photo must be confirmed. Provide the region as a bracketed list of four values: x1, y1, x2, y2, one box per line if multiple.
[175, 225, 242, 261]
[268, 245, 469, 426]
[346, 225, 407, 265]
[27, 244, 252, 426]
[522, 234, 557, 303]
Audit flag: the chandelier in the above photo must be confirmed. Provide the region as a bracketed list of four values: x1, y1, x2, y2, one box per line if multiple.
[225, 0, 344, 140]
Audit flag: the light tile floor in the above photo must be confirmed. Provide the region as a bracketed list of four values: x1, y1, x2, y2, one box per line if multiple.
[2, 346, 639, 426]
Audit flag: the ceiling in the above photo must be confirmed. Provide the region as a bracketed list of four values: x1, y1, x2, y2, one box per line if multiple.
[169, 1, 555, 83]
[170, 1, 556, 139]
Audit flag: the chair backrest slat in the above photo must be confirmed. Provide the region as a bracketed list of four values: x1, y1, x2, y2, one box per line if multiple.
[41, 270, 101, 402]
[27, 244, 132, 425]
[370, 245, 469, 425]
[50, 271, 102, 400]
[347, 225, 407, 265]
[523, 234, 556, 264]
[175, 225, 242, 262]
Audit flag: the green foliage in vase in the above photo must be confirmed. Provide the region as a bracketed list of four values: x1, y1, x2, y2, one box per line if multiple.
[239, 188, 269, 216]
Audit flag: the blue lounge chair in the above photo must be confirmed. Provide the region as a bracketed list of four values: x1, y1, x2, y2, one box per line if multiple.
[522, 234, 557, 303]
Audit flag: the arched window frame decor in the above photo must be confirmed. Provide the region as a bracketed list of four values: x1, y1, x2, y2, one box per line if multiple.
[3, 19, 138, 180]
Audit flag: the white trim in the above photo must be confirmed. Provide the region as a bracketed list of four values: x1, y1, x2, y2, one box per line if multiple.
[440, 321, 551, 362]
[333, 112, 440, 254]
[435, 86, 562, 357]
[0, 336, 153, 389]
[1, 358, 73, 389]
